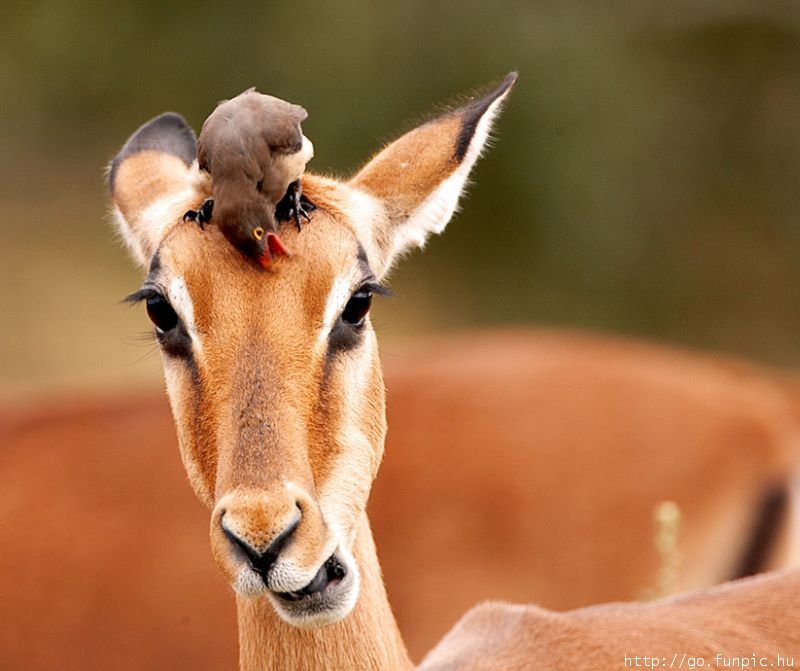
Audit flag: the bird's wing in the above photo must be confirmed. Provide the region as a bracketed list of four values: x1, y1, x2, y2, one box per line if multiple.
[259, 101, 308, 154]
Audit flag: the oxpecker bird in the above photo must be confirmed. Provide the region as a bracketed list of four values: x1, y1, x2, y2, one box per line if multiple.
[196, 88, 314, 268]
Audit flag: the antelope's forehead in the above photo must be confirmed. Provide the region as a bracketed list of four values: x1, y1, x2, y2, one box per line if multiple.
[149, 181, 368, 321]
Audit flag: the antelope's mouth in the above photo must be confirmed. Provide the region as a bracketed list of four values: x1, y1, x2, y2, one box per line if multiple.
[266, 549, 360, 627]
[274, 555, 347, 602]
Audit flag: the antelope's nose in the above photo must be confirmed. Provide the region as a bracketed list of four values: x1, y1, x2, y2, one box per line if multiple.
[221, 511, 300, 578]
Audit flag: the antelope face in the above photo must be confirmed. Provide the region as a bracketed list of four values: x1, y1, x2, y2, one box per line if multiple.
[109, 74, 515, 628]
[128, 179, 388, 625]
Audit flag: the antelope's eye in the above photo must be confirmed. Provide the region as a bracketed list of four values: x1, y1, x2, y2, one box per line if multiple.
[341, 290, 372, 327]
[146, 295, 179, 332]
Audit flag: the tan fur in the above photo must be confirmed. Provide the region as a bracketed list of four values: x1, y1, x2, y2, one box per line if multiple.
[352, 115, 462, 209]
[418, 568, 800, 671]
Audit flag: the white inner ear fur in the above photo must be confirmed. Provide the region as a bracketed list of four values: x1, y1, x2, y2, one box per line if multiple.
[383, 92, 509, 271]
[113, 161, 205, 268]
[113, 204, 148, 267]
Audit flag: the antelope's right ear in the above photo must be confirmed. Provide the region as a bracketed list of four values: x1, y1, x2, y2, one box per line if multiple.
[350, 73, 517, 278]
[108, 113, 198, 267]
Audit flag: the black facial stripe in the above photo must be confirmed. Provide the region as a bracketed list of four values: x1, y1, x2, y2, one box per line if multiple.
[355, 243, 377, 285]
[324, 244, 375, 362]
[148, 250, 162, 276]
[326, 320, 366, 361]
[124, 249, 194, 360]
[356, 243, 369, 267]
[155, 321, 194, 358]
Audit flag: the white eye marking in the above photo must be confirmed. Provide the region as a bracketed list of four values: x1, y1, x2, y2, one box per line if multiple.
[315, 272, 358, 354]
[318, 334, 378, 537]
[168, 276, 203, 354]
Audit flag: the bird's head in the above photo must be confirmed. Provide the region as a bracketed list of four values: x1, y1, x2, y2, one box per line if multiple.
[215, 199, 289, 269]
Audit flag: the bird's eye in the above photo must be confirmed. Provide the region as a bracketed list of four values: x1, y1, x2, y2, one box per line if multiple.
[341, 290, 372, 327]
[146, 295, 179, 332]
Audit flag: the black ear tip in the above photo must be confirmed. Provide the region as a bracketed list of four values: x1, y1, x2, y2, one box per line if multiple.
[452, 73, 517, 161]
[108, 112, 197, 192]
[503, 71, 519, 90]
[490, 72, 518, 101]
[148, 112, 195, 136]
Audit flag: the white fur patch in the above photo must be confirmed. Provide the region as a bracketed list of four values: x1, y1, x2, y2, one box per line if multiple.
[315, 270, 360, 354]
[167, 276, 203, 355]
[318, 335, 378, 542]
[266, 528, 361, 628]
[162, 359, 213, 505]
[127, 187, 195, 261]
[344, 187, 389, 276]
[113, 205, 148, 266]
[234, 564, 270, 598]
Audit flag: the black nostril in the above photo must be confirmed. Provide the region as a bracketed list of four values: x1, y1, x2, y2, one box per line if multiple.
[221, 513, 301, 577]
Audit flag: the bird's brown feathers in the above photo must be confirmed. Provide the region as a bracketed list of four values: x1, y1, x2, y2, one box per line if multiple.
[196, 88, 313, 267]
[198, 89, 307, 173]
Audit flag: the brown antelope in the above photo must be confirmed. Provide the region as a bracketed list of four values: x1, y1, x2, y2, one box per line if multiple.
[102, 73, 800, 670]
[418, 567, 800, 671]
[108, 73, 527, 670]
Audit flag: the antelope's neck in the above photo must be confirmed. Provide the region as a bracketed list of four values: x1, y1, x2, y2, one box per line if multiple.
[236, 514, 413, 671]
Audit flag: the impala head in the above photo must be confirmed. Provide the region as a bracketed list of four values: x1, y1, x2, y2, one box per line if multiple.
[109, 74, 516, 628]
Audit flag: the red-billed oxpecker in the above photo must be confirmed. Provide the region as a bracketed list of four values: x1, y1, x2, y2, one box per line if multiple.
[195, 88, 314, 268]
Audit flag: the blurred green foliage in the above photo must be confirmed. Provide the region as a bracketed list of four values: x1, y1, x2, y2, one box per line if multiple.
[2, 1, 800, 387]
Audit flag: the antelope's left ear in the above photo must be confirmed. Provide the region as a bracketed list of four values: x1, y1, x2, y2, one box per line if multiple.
[108, 113, 199, 267]
[350, 72, 517, 277]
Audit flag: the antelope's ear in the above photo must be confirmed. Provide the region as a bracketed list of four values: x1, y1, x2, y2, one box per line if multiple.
[108, 113, 198, 267]
[350, 73, 517, 277]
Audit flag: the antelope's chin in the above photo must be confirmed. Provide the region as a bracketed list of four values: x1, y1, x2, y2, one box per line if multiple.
[233, 548, 361, 628]
[269, 553, 360, 628]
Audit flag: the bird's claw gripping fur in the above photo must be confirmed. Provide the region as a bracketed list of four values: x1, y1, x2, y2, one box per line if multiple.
[183, 199, 215, 230]
[276, 180, 315, 232]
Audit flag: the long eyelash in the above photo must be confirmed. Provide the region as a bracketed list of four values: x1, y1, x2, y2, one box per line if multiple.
[129, 342, 162, 366]
[125, 331, 159, 345]
[361, 281, 393, 297]
[122, 286, 162, 304]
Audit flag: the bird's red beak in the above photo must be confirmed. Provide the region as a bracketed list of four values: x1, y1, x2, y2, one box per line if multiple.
[267, 232, 290, 257]
[257, 253, 272, 269]
[258, 233, 290, 269]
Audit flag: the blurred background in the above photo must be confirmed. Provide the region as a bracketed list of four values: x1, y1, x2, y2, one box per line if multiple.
[2, 0, 799, 396]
